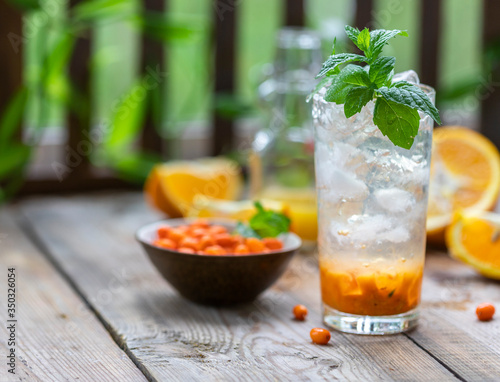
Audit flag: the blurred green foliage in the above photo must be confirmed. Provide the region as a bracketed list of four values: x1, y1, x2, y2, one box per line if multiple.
[0, 0, 196, 201]
[0, 0, 489, 203]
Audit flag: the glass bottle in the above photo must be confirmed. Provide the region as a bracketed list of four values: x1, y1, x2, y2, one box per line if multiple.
[250, 27, 322, 242]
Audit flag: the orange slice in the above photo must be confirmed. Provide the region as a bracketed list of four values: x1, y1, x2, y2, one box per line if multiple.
[427, 127, 500, 243]
[187, 198, 288, 221]
[446, 212, 500, 279]
[144, 158, 243, 217]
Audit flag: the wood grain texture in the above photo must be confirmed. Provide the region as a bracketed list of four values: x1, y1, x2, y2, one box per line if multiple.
[406, 250, 500, 381]
[0, 209, 146, 382]
[19, 193, 459, 381]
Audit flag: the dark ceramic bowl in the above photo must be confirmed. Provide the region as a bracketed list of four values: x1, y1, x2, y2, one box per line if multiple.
[136, 218, 301, 305]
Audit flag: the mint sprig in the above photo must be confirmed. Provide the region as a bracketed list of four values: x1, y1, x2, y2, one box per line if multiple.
[313, 25, 441, 149]
[234, 202, 291, 239]
[249, 201, 290, 238]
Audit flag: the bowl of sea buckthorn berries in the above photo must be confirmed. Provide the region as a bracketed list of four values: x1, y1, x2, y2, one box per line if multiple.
[136, 202, 302, 305]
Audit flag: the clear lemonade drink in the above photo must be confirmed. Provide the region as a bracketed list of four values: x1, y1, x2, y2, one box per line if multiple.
[311, 26, 439, 334]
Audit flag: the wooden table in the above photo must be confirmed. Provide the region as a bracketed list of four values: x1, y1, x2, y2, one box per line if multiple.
[1, 192, 500, 381]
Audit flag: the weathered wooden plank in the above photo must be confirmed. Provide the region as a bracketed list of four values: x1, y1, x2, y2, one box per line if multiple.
[20, 193, 458, 381]
[419, 0, 442, 89]
[212, 0, 236, 156]
[480, 0, 500, 148]
[67, 0, 92, 184]
[0, 1, 22, 114]
[140, 0, 165, 154]
[405, 250, 500, 382]
[354, 0, 373, 29]
[0, 209, 147, 382]
[284, 0, 304, 27]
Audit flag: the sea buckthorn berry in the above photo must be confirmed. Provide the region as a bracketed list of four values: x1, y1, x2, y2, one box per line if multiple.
[208, 225, 227, 235]
[232, 235, 244, 245]
[204, 245, 226, 255]
[293, 304, 308, 321]
[199, 235, 216, 250]
[176, 225, 190, 232]
[214, 233, 236, 247]
[476, 303, 495, 321]
[310, 328, 331, 345]
[168, 229, 187, 243]
[153, 238, 176, 249]
[189, 228, 207, 238]
[234, 244, 250, 254]
[191, 218, 210, 228]
[246, 237, 265, 253]
[157, 226, 170, 239]
[178, 247, 196, 254]
[263, 238, 283, 251]
[179, 237, 199, 251]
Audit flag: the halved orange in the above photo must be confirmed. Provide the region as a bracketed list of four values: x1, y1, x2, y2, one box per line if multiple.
[144, 158, 243, 217]
[427, 127, 500, 243]
[446, 211, 500, 279]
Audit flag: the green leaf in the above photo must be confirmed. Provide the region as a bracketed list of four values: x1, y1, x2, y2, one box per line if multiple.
[437, 78, 483, 103]
[215, 94, 252, 119]
[324, 77, 355, 104]
[344, 87, 374, 118]
[337, 64, 371, 86]
[249, 201, 291, 238]
[105, 78, 149, 150]
[357, 28, 371, 53]
[316, 53, 367, 78]
[331, 37, 337, 55]
[345, 25, 361, 46]
[40, 32, 75, 105]
[73, 0, 132, 23]
[373, 97, 420, 149]
[234, 221, 261, 239]
[0, 144, 30, 178]
[369, 29, 408, 60]
[110, 152, 159, 184]
[131, 13, 195, 42]
[7, 0, 41, 11]
[369, 56, 395, 87]
[378, 81, 441, 124]
[0, 87, 28, 151]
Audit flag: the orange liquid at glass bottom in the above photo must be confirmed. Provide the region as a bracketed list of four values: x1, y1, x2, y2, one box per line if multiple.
[320, 258, 424, 316]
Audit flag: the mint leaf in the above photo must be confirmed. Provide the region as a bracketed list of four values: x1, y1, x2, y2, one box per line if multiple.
[345, 25, 360, 46]
[324, 64, 370, 104]
[378, 81, 441, 124]
[357, 28, 371, 53]
[315, 25, 440, 151]
[324, 77, 355, 104]
[316, 53, 367, 78]
[373, 97, 420, 149]
[234, 221, 261, 239]
[337, 64, 371, 86]
[369, 29, 408, 60]
[344, 87, 374, 118]
[345, 26, 371, 55]
[249, 201, 290, 238]
[369, 56, 395, 87]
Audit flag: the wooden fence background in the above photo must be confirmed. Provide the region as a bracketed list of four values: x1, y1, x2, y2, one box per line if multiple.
[1, 0, 499, 194]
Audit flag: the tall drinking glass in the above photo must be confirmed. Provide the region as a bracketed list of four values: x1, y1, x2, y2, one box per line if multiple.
[312, 76, 435, 335]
